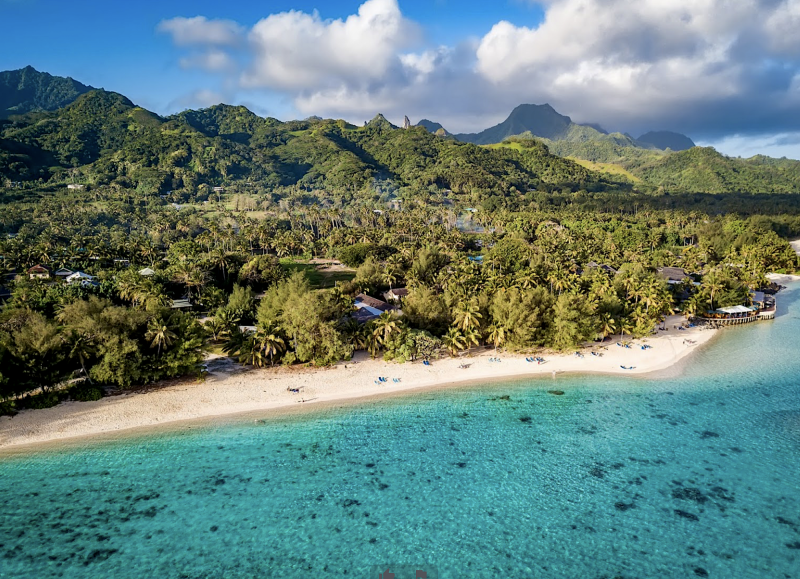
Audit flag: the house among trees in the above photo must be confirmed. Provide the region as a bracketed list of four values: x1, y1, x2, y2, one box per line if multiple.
[27, 264, 50, 279]
[66, 271, 97, 286]
[66, 184, 85, 190]
[54, 267, 74, 280]
[586, 262, 618, 275]
[354, 293, 391, 321]
[383, 288, 409, 303]
[139, 267, 156, 276]
[657, 266, 692, 285]
[171, 299, 192, 309]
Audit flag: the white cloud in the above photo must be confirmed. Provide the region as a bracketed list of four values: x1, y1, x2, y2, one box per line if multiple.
[241, 0, 420, 91]
[700, 132, 800, 159]
[159, 0, 800, 141]
[158, 16, 244, 47]
[179, 50, 237, 73]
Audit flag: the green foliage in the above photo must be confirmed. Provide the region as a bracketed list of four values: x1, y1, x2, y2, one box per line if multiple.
[338, 243, 375, 267]
[0, 94, 619, 197]
[489, 287, 553, 349]
[238, 255, 285, 290]
[1, 66, 93, 119]
[256, 272, 351, 365]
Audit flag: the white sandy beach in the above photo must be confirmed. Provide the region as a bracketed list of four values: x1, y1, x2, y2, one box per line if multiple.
[0, 315, 719, 450]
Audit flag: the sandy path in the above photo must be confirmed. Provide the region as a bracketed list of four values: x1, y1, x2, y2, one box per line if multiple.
[0, 316, 719, 450]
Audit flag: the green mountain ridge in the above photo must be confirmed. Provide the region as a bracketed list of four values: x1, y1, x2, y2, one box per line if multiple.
[1, 67, 799, 197]
[637, 131, 696, 151]
[0, 66, 94, 120]
[0, 89, 615, 199]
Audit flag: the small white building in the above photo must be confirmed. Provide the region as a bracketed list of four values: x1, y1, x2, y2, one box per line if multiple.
[67, 184, 85, 190]
[139, 267, 156, 277]
[66, 271, 96, 285]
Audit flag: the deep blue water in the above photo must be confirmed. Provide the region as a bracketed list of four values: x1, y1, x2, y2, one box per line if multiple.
[2, 285, 800, 579]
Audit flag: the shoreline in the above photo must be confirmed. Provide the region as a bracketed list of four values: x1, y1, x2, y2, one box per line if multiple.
[0, 315, 719, 452]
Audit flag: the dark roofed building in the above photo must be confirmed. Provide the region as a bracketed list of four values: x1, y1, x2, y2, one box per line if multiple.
[351, 308, 380, 324]
[586, 262, 618, 275]
[355, 294, 391, 315]
[657, 267, 691, 284]
[383, 288, 409, 303]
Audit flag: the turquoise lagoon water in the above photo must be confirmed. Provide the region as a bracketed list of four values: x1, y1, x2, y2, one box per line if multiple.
[2, 286, 800, 578]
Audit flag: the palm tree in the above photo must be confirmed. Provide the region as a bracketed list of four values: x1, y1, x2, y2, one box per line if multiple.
[463, 326, 481, 355]
[63, 330, 96, 384]
[704, 271, 725, 311]
[382, 268, 398, 290]
[453, 301, 482, 333]
[619, 316, 636, 338]
[442, 327, 466, 357]
[215, 309, 241, 340]
[146, 319, 177, 356]
[372, 312, 400, 345]
[256, 324, 285, 366]
[487, 323, 507, 351]
[599, 313, 617, 339]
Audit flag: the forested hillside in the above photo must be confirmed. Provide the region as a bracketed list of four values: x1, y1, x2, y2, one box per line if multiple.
[1, 69, 799, 199]
[494, 139, 800, 193]
[0, 66, 93, 119]
[0, 92, 620, 203]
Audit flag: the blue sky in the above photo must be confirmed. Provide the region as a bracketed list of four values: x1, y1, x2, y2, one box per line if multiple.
[0, 0, 543, 115]
[3, 0, 800, 159]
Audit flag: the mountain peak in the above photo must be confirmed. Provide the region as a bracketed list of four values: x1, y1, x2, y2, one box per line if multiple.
[417, 119, 449, 135]
[366, 113, 397, 130]
[456, 103, 575, 145]
[1, 66, 94, 119]
[637, 131, 695, 151]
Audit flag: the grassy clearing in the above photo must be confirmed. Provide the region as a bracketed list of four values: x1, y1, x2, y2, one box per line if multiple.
[279, 258, 356, 289]
[484, 142, 526, 152]
[570, 159, 642, 182]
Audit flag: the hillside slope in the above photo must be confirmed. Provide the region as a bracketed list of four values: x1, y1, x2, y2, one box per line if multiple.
[0, 66, 93, 119]
[0, 94, 619, 198]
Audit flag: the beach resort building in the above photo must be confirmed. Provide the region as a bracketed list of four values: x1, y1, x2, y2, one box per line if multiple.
[699, 291, 777, 325]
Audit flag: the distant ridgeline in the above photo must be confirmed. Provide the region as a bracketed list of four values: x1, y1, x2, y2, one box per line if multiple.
[2, 66, 800, 198]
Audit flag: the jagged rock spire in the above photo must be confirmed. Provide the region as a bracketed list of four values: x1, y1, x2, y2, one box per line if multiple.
[403, 115, 411, 129]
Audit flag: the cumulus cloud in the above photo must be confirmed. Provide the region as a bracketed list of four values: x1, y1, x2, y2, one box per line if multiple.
[241, 0, 420, 91]
[473, 0, 800, 135]
[159, 0, 800, 146]
[158, 16, 244, 47]
[179, 50, 237, 73]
